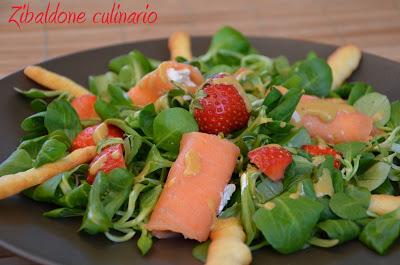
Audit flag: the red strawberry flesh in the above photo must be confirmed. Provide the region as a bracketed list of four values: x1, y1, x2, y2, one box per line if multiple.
[87, 144, 126, 184]
[302, 145, 341, 169]
[248, 145, 293, 181]
[71, 125, 124, 151]
[71, 94, 99, 120]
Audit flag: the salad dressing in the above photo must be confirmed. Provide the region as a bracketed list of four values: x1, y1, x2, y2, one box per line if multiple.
[92, 123, 108, 144]
[184, 149, 201, 176]
[372, 111, 385, 123]
[313, 169, 334, 197]
[89, 155, 107, 176]
[165, 177, 176, 188]
[111, 150, 121, 159]
[263, 201, 275, 210]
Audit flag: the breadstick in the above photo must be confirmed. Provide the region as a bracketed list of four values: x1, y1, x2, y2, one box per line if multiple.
[0, 146, 96, 200]
[206, 217, 252, 265]
[327, 44, 362, 89]
[168, 31, 192, 61]
[24, 65, 91, 97]
[368, 194, 400, 216]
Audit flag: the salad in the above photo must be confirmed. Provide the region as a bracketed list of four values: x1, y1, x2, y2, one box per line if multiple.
[0, 26, 400, 265]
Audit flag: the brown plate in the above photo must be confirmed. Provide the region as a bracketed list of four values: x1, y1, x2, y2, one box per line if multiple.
[0, 37, 399, 265]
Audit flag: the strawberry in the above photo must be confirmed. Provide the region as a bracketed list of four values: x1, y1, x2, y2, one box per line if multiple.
[302, 145, 341, 169]
[248, 144, 293, 181]
[71, 94, 99, 120]
[192, 74, 250, 135]
[71, 125, 97, 151]
[107, 125, 124, 138]
[71, 124, 123, 151]
[87, 144, 126, 184]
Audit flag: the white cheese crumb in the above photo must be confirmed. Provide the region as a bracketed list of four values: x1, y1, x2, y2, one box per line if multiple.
[240, 173, 248, 193]
[166, 68, 196, 87]
[292, 111, 301, 123]
[218, 184, 236, 214]
[182, 95, 192, 101]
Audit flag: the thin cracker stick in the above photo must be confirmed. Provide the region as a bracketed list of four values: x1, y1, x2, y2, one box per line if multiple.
[368, 194, 400, 216]
[0, 146, 97, 200]
[168, 31, 192, 61]
[24, 65, 91, 97]
[327, 44, 362, 89]
[206, 217, 252, 265]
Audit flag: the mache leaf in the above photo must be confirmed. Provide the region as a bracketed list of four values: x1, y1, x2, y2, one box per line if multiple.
[329, 185, 371, 220]
[0, 149, 32, 176]
[153, 108, 198, 154]
[253, 195, 323, 254]
[81, 169, 133, 234]
[288, 56, 332, 97]
[44, 99, 81, 141]
[33, 138, 68, 168]
[317, 219, 360, 244]
[354, 92, 391, 127]
[360, 208, 400, 255]
[355, 161, 391, 191]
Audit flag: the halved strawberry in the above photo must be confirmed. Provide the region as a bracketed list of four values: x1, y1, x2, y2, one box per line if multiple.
[71, 124, 124, 151]
[302, 145, 341, 169]
[71, 94, 99, 120]
[248, 144, 293, 181]
[107, 125, 124, 138]
[87, 144, 126, 184]
[192, 73, 250, 135]
[71, 125, 97, 151]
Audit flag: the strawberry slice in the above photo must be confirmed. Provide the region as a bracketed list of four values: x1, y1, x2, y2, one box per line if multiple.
[71, 125, 97, 151]
[107, 125, 124, 138]
[193, 74, 250, 135]
[71, 94, 99, 120]
[248, 144, 293, 181]
[71, 124, 124, 151]
[87, 144, 126, 184]
[302, 145, 341, 169]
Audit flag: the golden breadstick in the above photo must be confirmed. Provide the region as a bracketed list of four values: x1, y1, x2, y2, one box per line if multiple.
[0, 146, 96, 200]
[168, 31, 192, 61]
[368, 194, 400, 216]
[327, 44, 362, 89]
[24, 65, 91, 97]
[206, 217, 252, 265]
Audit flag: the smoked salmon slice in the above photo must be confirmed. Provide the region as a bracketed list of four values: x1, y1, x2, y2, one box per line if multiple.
[294, 95, 373, 144]
[127, 61, 203, 107]
[273, 86, 373, 144]
[146, 132, 240, 242]
[301, 111, 373, 143]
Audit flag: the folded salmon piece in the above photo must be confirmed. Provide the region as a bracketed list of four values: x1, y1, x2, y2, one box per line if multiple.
[127, 61, 203, 107]
[273, 86, 373, 144]
[301, 111, 373, 143]
[146, 132, 240, 242]
[294, 96, 373, 144]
